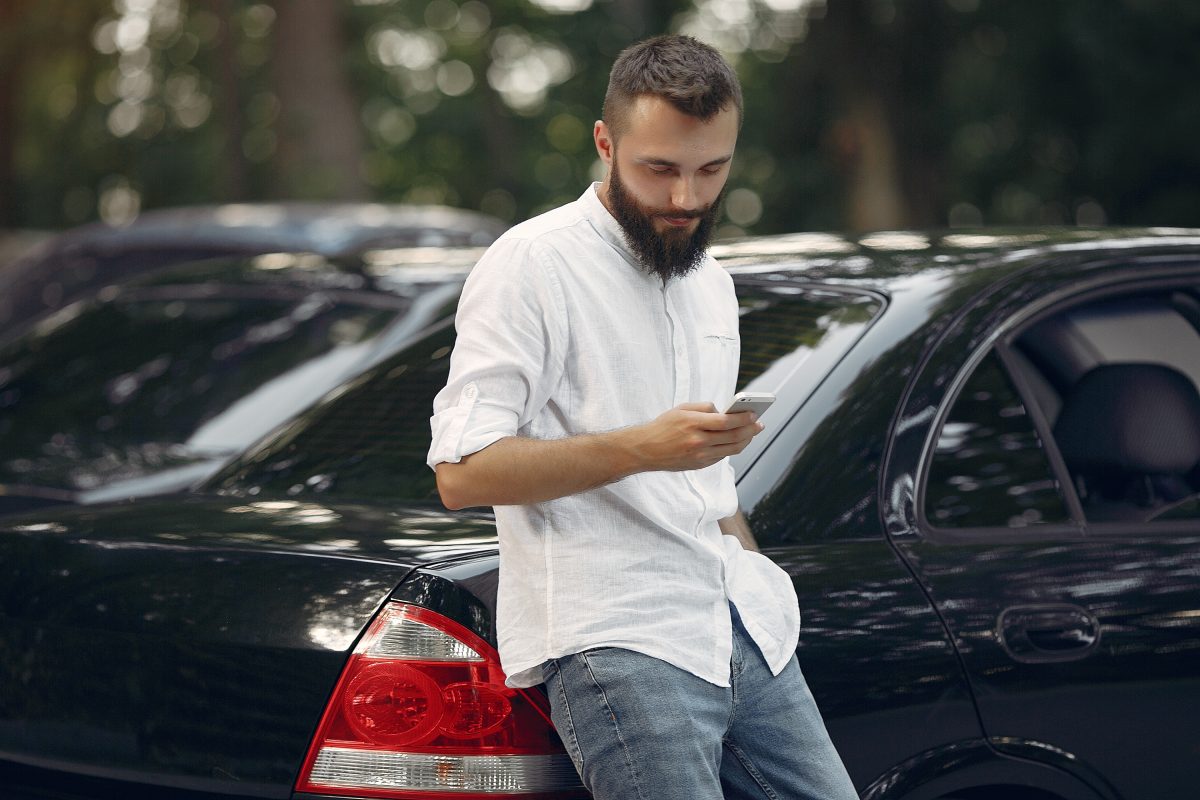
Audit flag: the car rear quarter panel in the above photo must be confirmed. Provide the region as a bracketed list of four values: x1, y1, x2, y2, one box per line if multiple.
[0, 499, 433, 796]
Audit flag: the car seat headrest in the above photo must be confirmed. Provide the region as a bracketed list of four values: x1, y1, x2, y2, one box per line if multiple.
[1054, 363, 1200, 475]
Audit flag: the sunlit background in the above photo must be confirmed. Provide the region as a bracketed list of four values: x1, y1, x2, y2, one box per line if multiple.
[2, 0, 1198, 246]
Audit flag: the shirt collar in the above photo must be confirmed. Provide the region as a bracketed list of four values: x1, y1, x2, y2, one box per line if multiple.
[580, 182, 638, 263]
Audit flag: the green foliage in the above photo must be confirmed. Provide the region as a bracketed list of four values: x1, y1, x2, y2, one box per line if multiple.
[3, 0, 1198, 234]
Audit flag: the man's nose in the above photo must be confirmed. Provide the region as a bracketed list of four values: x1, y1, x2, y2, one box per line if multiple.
[670, 177, 700, 211]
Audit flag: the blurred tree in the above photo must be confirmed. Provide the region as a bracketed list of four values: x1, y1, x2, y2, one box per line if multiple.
[271, 0, 367, 199]
[1, 0, 108, 228]
[212, 0, 249, 200]
[1, 0, 1198, 235]
[0, 0, 25, 227]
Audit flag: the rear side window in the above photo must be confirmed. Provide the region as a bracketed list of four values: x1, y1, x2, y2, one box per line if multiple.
[735, 285, 880, 394]
[1014, 287, 1200, 524]
[924, 351, 1071, 529]
[924, 282, 1200, 529]
[211, 284, 883, 504]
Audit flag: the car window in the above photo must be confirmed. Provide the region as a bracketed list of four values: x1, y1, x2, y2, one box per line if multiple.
[1013, 287, 1200, 523]
[209, 285, 883, 505]
[0, 279, 403, 494]
[735, 285, 880, 394]
[924, 351, 1071, 529]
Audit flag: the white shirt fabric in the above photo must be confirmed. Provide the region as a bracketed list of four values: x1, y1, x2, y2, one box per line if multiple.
[427, 184, 800, 689]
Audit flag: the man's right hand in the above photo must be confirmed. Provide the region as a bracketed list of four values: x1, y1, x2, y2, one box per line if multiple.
[436, 402, 764, 510]
[623, 402, 765, 472]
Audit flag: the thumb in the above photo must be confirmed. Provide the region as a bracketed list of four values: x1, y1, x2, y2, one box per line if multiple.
[676, 401, 718, 413]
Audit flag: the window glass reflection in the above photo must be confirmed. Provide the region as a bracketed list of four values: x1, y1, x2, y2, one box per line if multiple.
[737, 286, 879, 393]
[212, 286, 882, 504]
[925, 351, 1069, 528]
[0, 282, 398, 493]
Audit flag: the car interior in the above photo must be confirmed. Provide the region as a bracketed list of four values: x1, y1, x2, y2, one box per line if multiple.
[1012, 286, 1200, 523]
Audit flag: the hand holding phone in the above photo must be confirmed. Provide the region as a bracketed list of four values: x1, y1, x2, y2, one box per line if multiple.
[723, 391, 775, 417]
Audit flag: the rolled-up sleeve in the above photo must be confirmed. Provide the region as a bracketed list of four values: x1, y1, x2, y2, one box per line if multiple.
[427, 237, 566, 469]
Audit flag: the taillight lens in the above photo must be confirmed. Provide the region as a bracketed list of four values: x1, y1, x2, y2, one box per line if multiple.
[296, 602, 587, 798]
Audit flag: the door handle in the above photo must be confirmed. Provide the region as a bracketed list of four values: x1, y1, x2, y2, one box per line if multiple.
[997, 604, 1101, 663]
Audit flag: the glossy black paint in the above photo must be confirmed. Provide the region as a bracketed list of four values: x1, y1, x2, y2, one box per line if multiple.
[881, 254, 1200, 800]
[731, 232, 1200, 798]
[3, 228, 1200, 799]
[0, 496, 499, 796]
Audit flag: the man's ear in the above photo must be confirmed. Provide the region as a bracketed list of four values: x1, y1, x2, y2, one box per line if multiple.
[593, 120, 615, 167]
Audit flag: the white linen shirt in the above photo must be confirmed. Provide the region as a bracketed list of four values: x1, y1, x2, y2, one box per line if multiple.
[427, 184, 800, 689]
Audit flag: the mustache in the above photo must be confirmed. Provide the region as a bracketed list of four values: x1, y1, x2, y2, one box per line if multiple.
[652, 207, 708, 220]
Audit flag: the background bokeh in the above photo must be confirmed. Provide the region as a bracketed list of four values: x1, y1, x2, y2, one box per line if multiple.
[2, 0, 1199, 242]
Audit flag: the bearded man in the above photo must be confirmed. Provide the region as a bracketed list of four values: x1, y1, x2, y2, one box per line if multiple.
[428, 34, 858, 800]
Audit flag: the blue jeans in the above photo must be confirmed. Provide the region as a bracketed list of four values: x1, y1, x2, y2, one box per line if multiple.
[541, 607, 859, 800]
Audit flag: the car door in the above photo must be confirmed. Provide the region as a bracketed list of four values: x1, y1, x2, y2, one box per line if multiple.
[889, 265, 1200, 800]
[727, 274, 989, 791]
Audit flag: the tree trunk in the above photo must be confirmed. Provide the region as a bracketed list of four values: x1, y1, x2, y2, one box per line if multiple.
[816, 0, 909, 231]
[270, 0, 367, 200]
[0, 0, 29, 227]
[213, 0, 249, 201]
[836, 96, 907, 232]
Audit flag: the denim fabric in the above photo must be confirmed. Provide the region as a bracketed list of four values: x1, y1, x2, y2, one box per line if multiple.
[541, 606, 859, 800]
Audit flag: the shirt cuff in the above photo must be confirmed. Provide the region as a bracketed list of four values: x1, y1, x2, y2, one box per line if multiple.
[427, 382, 520, 469]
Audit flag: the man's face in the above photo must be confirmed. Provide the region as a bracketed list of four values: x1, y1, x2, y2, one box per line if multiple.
[596, 95, 739, 282]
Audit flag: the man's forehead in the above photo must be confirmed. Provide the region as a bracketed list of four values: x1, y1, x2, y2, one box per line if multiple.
[623, 94, 737, 126]
[619, 95, 739, 153]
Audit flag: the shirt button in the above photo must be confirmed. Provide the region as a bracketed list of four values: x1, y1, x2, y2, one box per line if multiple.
[463, 385, 478, 400]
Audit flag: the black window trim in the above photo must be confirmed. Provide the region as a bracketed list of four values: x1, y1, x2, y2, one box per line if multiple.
[993, 342, 1088, 526]
[914, 260, 1200, 543]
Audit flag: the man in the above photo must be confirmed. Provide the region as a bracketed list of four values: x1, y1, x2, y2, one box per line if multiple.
[428, 34, 857, 800]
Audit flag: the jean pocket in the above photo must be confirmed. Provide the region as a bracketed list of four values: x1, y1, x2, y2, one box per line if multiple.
[543, 658, 587, 775]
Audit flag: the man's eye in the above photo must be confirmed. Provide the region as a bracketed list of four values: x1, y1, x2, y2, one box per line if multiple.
[649, 166, 672, 175]
[702, 165, 725, 175]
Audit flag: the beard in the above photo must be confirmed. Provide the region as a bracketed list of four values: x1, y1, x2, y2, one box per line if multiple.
[607, 159, 723, 284]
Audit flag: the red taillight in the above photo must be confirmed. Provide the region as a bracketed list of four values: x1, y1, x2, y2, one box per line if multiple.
[295, 602, 587, 798]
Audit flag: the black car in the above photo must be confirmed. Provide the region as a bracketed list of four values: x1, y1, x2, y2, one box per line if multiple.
[0, 202, 505, 335]
[0, 203, 502, 515]
[2, 228, 1199, 800]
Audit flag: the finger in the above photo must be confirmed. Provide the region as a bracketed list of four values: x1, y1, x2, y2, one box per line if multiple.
[726, 418, 765, 442]
[677, 401, 718, 413]
[701, 425, 759, 448]
[700, 411, 758, 431]
[709, 437, 757, 458]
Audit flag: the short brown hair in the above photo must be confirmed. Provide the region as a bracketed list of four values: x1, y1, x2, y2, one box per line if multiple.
[602, 35, 743, 138]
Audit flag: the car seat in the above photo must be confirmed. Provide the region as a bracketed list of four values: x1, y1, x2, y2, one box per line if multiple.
[1053, 363, 1200, 522]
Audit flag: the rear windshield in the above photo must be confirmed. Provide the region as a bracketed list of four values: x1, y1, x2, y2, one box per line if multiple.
[208, 282, 882, 504]
[0, 259, 408, 493]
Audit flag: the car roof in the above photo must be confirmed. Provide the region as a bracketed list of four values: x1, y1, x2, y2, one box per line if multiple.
[0, 202, 507, 333]
[17, 202, 507, 256]
[713, 227, 1200, 286]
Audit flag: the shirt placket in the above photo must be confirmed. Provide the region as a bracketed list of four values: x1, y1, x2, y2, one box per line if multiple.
[662, 283, 690, 406]
[663, 284, 711, 537]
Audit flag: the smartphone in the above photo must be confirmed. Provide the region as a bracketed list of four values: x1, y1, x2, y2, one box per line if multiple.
[723, 391, 775, 417]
